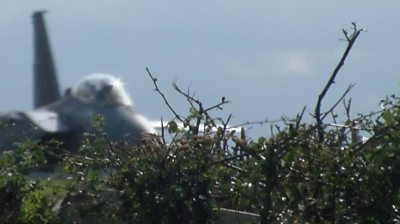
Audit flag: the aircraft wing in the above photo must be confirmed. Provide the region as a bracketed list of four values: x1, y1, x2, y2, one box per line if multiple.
[0, 110, 71, 151]
[24, 110, 69, 133]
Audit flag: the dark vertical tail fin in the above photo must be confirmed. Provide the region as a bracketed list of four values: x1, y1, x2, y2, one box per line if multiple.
[32, 11, 61, 108]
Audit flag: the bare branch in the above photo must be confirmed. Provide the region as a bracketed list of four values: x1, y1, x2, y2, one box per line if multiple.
[320, 83, 356, 121]
[205, 99, 231, 112]
[160, 116, 166, 145]
[315, 23, 364, 142]
[173, 81, 203, 106]
[231, 118, 283, 129]
[343, 98, 352, 120]
[146, 68, 184, 123]
[295, 106, 307, 130]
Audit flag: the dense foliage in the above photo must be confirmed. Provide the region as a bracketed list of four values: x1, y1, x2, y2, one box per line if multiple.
[1, 94, 400, 223]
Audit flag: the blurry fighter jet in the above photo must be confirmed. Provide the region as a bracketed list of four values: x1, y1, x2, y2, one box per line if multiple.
[0, 11, 155, 152]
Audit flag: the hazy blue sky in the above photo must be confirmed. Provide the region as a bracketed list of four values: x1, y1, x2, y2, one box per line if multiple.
[1, 1, 399, 137]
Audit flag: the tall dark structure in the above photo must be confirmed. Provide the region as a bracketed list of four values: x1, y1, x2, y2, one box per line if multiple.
[0, 11, 157, 157]
[32, 11, 61, 108]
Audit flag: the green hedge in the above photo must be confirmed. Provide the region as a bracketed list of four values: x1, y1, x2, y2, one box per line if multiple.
[1, 95, 400, 223]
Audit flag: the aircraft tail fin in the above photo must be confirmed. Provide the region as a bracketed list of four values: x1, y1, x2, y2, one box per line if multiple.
[32, 11, 61, 108]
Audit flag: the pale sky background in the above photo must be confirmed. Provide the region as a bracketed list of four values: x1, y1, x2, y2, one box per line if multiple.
[0, 1, 399, 137]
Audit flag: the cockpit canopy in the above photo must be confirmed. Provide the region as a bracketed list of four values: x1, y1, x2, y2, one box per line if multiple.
[71, 74, 133, 106]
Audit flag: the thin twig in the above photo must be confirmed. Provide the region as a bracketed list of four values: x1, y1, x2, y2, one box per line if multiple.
[205, 98, 231, 112]
[295, 106, 307, 129]
[173, 81, 203, 106]
[344, 98, 352, 120]
[231, 118, 283, 129]
[160, 116, 166, 145]
[221, 114, 233, 151]
[321, 83, 356, 121]
[146, 68, 184, 123]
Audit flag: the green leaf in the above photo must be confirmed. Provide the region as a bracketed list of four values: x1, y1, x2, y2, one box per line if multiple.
[382, 110, 395, 125]
[167, 120, 178, 133]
